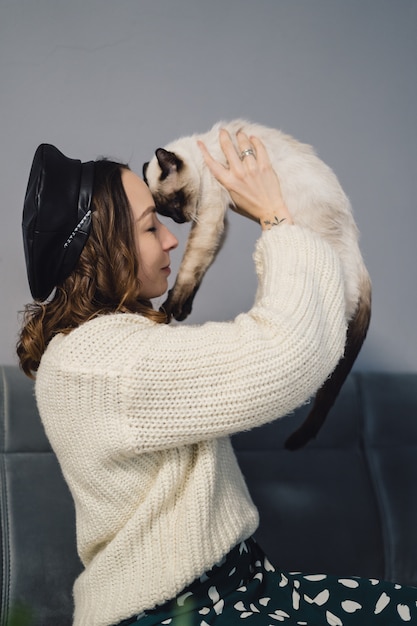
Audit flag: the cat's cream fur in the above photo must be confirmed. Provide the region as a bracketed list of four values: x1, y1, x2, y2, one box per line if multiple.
[143, 120, 371, 449]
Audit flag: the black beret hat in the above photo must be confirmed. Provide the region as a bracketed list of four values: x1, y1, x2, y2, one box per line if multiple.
[22, 144, 95, 301]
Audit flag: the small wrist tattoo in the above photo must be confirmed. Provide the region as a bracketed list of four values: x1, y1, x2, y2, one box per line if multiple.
[262, 216, 287, 228]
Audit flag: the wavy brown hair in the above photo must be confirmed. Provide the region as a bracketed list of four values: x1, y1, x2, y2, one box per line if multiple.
[17, 159, 168, 378]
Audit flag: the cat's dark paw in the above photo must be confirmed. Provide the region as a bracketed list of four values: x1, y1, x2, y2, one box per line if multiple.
[173, 297, 194, 321]
[162, 285, 199, 322]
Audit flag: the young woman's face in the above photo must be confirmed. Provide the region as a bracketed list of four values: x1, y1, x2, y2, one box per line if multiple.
[122, 169, 178, 300]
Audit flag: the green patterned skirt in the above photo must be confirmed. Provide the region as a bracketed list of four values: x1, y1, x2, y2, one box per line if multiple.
[116, 538, 417, 625]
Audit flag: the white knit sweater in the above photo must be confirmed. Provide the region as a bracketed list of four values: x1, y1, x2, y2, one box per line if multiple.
[35, 225, 346, 626]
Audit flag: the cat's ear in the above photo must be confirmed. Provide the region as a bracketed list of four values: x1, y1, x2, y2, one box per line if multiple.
[142, 161, 149, 184]
[155, 148, 184, 180]
[142, 161, 149, 183]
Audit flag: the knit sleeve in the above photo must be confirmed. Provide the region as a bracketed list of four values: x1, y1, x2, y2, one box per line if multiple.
[118, 224, 347, 451]
[38, 224, 347, 453]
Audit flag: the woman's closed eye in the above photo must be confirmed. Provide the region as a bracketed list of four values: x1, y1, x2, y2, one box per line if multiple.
[145, 215, 160, 233]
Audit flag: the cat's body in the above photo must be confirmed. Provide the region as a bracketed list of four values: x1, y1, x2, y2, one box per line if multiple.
[143, 120, 371, 449]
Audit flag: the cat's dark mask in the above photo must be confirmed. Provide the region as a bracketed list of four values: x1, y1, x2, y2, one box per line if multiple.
[143, 149, 190, 223]
[152, 189, 190, 223]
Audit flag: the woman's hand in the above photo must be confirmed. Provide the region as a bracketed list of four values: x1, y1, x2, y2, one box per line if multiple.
[198, 129, 293, 230]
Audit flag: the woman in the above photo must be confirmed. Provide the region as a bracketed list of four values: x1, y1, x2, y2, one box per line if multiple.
[18, 130, 416, 625]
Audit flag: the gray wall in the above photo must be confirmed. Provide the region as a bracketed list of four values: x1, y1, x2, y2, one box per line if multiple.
[1, 0, 416, 371]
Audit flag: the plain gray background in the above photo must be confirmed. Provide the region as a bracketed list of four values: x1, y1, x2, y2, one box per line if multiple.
[1, 0, 416, 371]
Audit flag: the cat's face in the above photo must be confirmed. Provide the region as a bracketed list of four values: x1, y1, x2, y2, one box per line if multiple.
[143, 148, 200, 224]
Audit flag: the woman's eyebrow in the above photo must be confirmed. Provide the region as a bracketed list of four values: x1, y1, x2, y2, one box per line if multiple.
[136, 206, 156, 222]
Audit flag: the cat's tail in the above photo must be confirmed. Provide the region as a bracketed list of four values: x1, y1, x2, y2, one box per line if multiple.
[285, 268, 372, 451]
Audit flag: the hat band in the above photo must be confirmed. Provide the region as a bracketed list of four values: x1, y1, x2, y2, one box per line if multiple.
[63, 160, 95, 249]
[63, 209, 92, 249]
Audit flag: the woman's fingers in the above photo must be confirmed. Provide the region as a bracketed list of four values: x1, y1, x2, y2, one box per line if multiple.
[197, 140, 223, 177]
[198, 129, 257, 183]
[248, 135, 271, 169]
[236, 131, 258, 169]
[219, 128, 242, 170]
[198, 128, 292, 227]
[197, 133, 235, 187]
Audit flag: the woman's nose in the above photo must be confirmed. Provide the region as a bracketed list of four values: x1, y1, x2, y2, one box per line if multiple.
[162, 224, 178, 251]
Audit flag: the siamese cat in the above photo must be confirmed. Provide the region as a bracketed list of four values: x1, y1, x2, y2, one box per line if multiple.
[143, 120, 371, 450]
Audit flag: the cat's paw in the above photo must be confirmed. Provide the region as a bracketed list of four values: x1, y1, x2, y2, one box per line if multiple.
[162, 284, 200, 321]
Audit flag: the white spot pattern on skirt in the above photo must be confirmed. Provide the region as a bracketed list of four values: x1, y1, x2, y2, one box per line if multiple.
[304, 589, 330, 606]
[338, 578, 359, 588]
[397, 603, 412, 621]
[375, 592, 391, 614]
[326, 609, 343, 625]
[341, 600, 362, 613]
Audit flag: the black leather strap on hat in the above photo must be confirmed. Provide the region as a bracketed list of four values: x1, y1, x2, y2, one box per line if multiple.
[22, 144, 95, 301]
